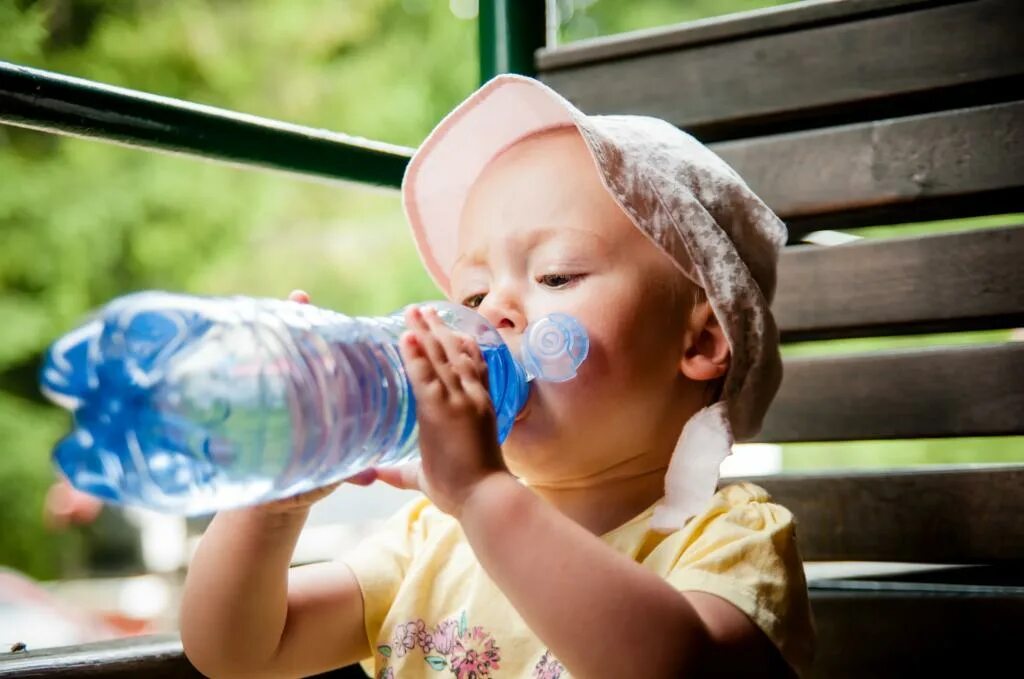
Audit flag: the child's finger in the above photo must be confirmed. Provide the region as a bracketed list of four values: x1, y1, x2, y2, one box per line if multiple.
[451, 345, 485, 391]
[461, 335, 489, 386]
[424, 307, 467, 366]
[408, 307, 462, 396]
[373, 463, 421, 491]
[344, 468, 378, 486]
[449, 339, 491, 412]
[399, 331, 446, 400]
[459, 369, 492, 408]
[405, 307, 446, 366]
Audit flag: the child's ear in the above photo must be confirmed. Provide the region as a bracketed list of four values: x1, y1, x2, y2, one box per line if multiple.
[679, 301, 730, 382]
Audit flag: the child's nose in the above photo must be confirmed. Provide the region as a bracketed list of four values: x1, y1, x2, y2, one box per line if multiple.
[479, 292, 526, 333]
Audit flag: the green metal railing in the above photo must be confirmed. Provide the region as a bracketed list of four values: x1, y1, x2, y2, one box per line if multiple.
[0, 61, 413, 188]
[0, 0, 546, 189]
[479, 0, 546, 83]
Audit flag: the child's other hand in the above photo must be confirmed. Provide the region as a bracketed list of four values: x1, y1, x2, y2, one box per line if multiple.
[43, 478, 103, 530]
[251, 290, 378, 516]
[252, 471, 376, 517]
[384, 305, 508, 517]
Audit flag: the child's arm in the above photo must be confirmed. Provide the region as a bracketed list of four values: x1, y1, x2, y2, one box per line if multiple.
[180, 286, 371, 678]
[459, 474, 786, 678]
[390, 306, 785, 679]
[179, 485, 371, 679]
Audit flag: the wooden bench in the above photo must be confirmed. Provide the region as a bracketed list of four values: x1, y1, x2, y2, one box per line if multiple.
[1, 0, 1020, 677]
[537, 0, 1024, 675]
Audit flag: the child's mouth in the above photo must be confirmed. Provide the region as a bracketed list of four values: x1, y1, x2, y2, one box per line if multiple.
[514, 389, 538, 423]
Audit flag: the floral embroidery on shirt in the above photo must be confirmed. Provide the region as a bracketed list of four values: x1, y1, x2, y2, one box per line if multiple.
[450, 626, 501, 678]
[432, 617, 459, 655]
[531, 650, 565, 678]
[392, 620, 419, 658]
[377, 611, 502, 677]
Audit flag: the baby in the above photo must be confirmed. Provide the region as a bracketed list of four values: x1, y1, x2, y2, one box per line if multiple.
[180, 75, 815, 678]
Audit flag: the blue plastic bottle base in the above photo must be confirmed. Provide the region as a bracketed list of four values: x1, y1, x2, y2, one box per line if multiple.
[49, 336, 528, 516]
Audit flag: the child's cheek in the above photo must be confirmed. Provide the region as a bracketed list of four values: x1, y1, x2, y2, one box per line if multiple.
[537, 333, 621, 413]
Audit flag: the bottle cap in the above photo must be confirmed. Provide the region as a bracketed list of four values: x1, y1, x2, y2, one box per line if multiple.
[521, 313, 589, 383]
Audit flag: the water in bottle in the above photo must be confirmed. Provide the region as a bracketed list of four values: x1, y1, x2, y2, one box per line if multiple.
[39, 292, 588, 515]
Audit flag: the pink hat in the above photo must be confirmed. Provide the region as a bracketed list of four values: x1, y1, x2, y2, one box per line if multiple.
[403, 75, 786, 532]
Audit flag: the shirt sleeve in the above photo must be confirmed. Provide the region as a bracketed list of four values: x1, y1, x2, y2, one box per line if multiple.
[666, 482, 816, 677]
[340, 495, 434, 656]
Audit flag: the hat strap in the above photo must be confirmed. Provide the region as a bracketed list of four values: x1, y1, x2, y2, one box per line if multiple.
[650, 402, 734, 533]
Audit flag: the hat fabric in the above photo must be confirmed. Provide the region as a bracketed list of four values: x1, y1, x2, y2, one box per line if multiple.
[402, 74, 786, 532]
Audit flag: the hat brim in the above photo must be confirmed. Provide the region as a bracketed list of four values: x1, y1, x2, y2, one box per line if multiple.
[402, 75, 584, 294]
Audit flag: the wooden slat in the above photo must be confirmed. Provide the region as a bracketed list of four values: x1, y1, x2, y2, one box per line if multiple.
[774, 225, 1024, 341]
[539, 0, 951, 70]
[711, 102, 1024, 234]
[808, 589, 1024, 678]
[745, 465, 1024, 562]
[6, 598, 1024, 679]
[760, 343, 1024, 442]
[0, 636, 198, 679]
[540, 0, 1024, 140]
[0, 635, 368, 678]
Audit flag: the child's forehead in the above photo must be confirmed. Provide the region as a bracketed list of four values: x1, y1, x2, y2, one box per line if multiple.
[454, 223, 615, 267]
[454, 193, 637, 269]
[463, 127, 594, 205]
[455, 129, 637, 260]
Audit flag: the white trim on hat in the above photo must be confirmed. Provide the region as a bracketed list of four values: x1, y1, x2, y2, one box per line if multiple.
[402, 75, 586, 293]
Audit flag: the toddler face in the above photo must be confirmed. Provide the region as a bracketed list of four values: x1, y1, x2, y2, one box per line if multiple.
[451, 128, 701, 486]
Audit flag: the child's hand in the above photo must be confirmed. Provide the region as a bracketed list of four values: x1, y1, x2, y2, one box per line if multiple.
[43, 478, 103, 530]
[383, 305, 509, 517]
[253, 470, 377, 517]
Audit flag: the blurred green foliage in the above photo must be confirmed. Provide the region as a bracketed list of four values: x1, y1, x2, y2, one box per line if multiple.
[3, 0, 481, 579]
[1, 0, 1019, 580]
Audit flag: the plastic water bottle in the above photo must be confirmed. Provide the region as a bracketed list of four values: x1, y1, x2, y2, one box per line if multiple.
[39, 292, 588, 515]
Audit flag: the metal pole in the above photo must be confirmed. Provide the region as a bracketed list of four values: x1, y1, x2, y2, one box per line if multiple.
[0, 61, 412, 189]
[478, 0, 547, 83]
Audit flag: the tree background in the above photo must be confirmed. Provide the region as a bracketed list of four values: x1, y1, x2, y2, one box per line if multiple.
[1, 0, 1018, 580]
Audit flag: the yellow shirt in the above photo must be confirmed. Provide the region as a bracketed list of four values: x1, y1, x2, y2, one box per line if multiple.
[344, 482, 815, 678]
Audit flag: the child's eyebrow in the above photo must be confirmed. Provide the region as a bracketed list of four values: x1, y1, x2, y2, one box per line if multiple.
[524, 227, 615, 264]
[454, 226, 612, 268]
[452, 250, 487, 270]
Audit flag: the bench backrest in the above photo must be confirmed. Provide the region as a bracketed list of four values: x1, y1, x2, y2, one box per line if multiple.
[538, 0, 1024, 675]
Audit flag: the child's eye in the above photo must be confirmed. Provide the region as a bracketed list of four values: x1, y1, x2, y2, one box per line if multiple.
[538, 273, 582, 289]
[461, 292, 486, 309]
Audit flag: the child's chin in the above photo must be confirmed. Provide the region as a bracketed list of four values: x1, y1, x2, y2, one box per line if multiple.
[503, 418, 567, 472]
[506, 406, 551, 442]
